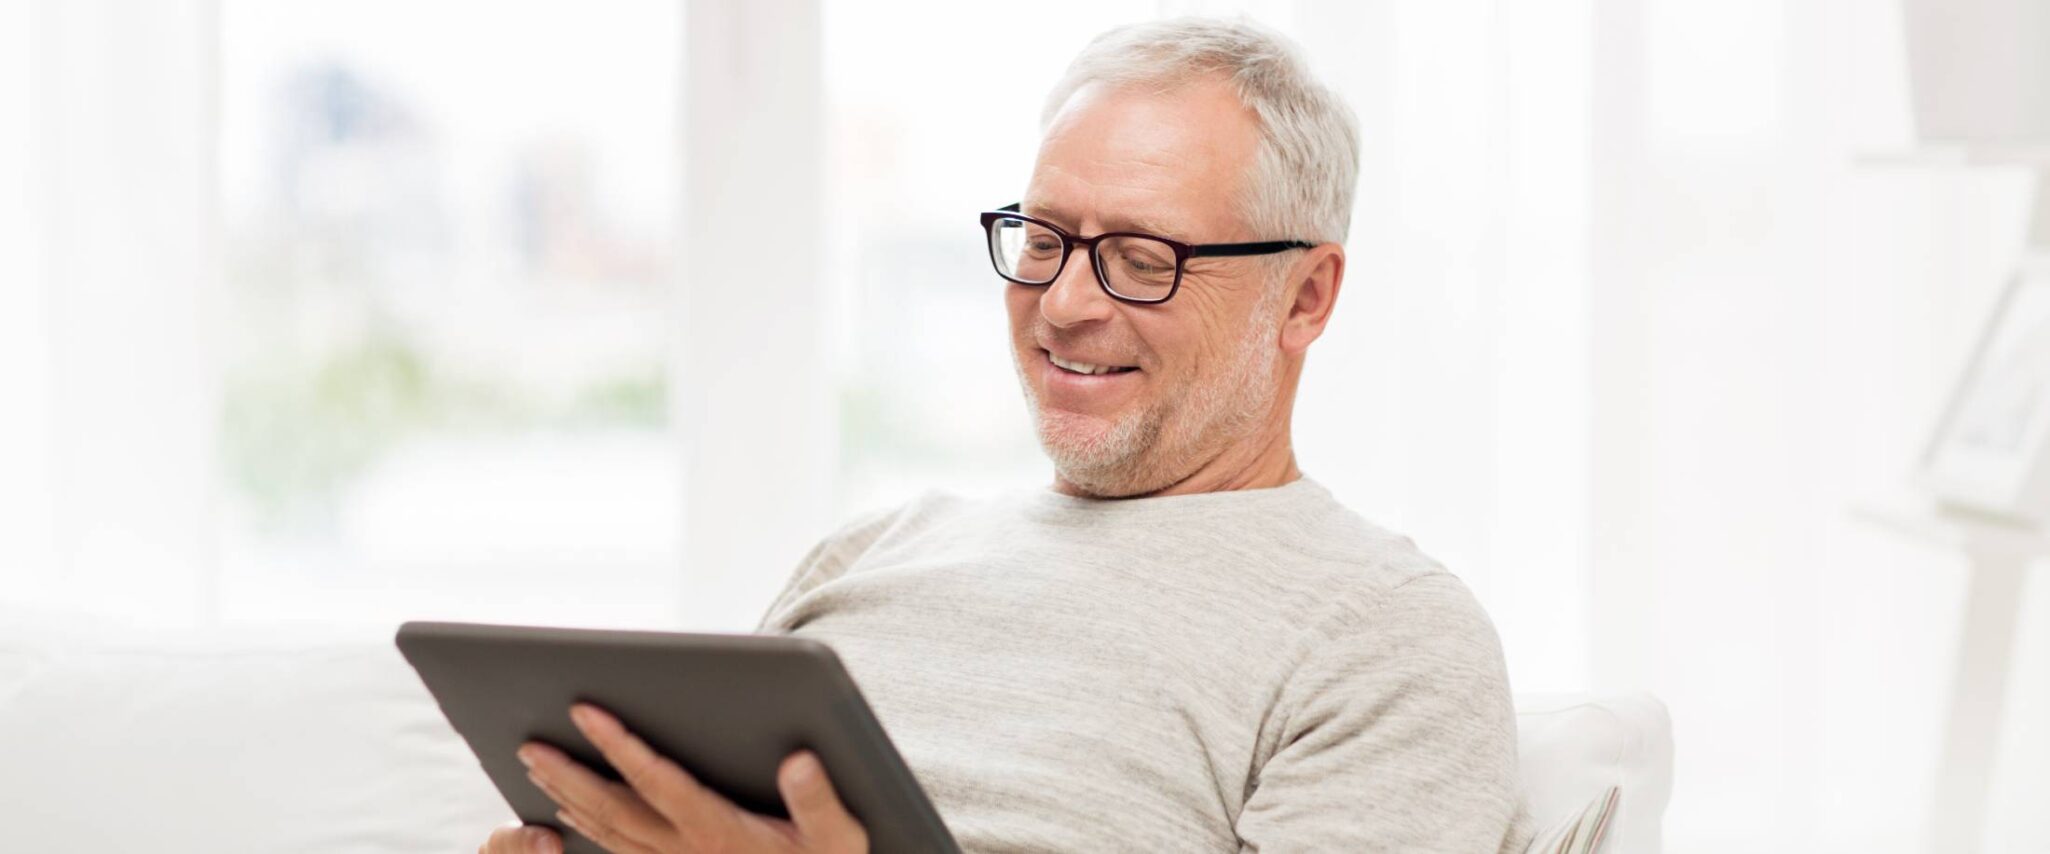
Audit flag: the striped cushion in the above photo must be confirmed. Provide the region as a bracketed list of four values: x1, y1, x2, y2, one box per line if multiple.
[1524, 786, 1620, 854]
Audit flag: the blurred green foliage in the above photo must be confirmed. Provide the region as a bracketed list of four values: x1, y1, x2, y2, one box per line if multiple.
[220, 328, 665, 531]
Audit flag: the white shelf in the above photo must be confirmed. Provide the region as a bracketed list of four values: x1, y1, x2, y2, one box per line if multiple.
[1852, 500, 2050, 559]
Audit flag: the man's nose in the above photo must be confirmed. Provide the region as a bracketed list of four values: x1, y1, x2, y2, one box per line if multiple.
[1039, 245, 1116, 328]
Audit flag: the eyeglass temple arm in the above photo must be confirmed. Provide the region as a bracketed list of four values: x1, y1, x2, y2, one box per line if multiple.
[1190, 241, 1315, 257]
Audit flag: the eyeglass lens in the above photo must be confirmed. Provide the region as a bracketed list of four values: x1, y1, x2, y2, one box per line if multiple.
[988, 216, 1178, 302]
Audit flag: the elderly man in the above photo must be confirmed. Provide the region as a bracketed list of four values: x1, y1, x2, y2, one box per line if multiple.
[488, 17, 1527, 854]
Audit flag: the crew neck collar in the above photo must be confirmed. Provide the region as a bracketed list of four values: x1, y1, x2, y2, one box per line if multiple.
[1019, 473, 1328, 521]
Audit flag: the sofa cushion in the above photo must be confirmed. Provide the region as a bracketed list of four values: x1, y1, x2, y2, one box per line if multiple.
[0, 613, 1674, 852]
[1515, 692, 1673, 854]
[0, 616, 510, 853]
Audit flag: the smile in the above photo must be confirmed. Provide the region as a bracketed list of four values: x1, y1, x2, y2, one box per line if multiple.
[1045, 350, 1138, 376]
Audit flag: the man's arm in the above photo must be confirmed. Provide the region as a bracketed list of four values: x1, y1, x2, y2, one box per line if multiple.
[1233, 573, 1526, 853]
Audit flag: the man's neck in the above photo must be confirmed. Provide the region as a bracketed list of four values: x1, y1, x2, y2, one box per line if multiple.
[1053, 420, 1301, 499]
[1150, 424, 1301, 497]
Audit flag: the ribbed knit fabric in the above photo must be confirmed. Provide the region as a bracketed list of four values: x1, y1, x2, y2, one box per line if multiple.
[757, 476, 1532, 852]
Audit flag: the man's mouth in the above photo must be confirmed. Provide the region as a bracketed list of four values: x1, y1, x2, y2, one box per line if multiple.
[1044, 350, 1139, 376]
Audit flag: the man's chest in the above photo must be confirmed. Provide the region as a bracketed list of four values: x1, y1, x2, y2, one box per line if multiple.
[775, 556, 1290, 851]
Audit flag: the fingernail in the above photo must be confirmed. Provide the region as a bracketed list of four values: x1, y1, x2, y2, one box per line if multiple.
[793, 751, 823, 784]
[530, 830, 560, 854]
[516, 745, 536, 768]
[570, 704, 597, 729]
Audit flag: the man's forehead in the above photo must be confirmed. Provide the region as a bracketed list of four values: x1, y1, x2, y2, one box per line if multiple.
[1023, 79, 1257, 241]
[1019, 199, 1186, 238]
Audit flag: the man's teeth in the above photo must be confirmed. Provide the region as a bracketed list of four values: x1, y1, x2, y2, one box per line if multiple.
[1049, 353, 1130, 376]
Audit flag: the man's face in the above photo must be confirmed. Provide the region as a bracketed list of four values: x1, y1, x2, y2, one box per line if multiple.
[1007, 76, 1288, 497]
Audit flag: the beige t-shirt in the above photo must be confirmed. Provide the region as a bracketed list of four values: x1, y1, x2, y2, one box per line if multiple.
[756, 476, 1531, 853]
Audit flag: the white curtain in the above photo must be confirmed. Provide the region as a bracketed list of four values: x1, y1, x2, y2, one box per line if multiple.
[0, 0, 220, 625]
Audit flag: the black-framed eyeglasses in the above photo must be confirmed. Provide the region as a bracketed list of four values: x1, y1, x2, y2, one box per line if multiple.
[978, 203, 1314, 305]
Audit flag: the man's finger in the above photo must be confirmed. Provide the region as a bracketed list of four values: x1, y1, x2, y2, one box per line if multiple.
[777, 750, 868, 851]
[481, 823, 562, 854]
[519, 741, 670, 849]
[568, 702, 739, 841]
[559, 808, 661, 854]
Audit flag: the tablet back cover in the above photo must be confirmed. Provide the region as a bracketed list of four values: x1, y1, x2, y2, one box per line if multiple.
[395, 621, 959, 854]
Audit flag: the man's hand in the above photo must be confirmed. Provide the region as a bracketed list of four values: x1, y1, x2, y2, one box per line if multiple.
[479, 703, 869, 854]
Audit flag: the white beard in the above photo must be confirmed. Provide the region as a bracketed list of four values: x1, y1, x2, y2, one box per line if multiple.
[1014, 281, 1285, 496]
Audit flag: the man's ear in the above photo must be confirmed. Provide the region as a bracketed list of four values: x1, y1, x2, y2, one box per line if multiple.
[1278, 245, 1344, 355]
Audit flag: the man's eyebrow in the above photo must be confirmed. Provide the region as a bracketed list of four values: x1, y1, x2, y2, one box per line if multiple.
[1022, 203, 1184, 239]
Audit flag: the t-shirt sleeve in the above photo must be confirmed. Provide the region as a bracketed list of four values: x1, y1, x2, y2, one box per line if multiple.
[1232, 572, 1525, 853]
[751, 503, 906, 633]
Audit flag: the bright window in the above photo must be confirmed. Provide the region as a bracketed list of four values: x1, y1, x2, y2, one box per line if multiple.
[215, 0, 682, 626]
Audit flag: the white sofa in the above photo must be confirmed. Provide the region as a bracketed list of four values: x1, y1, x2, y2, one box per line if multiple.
[0, 615, 1671, 852]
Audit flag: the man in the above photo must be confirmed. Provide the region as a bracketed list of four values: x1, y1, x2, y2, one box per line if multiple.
[487, 17, 1528, 854]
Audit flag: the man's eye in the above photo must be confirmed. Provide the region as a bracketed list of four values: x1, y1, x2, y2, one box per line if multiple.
[1120, 252, 1171, 273]
[1027, 238, 1062, 254]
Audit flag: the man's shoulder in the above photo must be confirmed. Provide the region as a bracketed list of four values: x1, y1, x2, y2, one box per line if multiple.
[1251, 485, 1460, 607]
[1239, 488, 1505, 680]
[820, 486, 988, 549]
[799, 486, 1021, 576]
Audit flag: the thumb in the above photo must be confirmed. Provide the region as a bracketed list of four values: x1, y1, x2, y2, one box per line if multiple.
[777, 750, 867, 850]
[483, 822, 562, 854]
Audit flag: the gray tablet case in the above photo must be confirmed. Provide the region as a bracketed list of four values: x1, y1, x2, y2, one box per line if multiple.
[395, 621, 961, 854]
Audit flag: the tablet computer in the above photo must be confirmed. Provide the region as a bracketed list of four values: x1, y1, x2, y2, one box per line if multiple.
[395, 621, 960, 854]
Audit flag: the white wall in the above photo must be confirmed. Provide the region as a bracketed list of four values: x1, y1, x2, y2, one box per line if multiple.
[1589, 0, 2045, 849]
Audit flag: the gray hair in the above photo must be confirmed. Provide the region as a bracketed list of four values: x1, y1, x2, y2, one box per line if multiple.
[1040, 17, 1361, 247]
